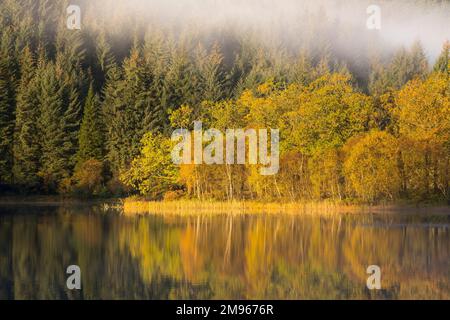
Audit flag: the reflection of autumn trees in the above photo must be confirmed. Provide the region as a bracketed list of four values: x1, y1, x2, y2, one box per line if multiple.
[0, 207, 449, 299]
[119, 218, 184, 284]
[118, 213, 450, 299]
[341, 223, 450, 298]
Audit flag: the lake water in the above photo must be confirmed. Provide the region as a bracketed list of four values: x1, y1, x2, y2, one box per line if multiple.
[0, 203, 449, 300]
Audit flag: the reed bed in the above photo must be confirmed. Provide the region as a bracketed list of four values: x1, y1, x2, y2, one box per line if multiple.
[121, 199, 379, 216]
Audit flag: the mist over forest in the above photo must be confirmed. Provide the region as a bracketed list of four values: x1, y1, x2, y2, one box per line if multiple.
[61, 0, 450, 90]
[74, 0, 450, 59]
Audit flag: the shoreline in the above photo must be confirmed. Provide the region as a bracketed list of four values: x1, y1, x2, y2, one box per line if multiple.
[0, 196, 112, 206]
[0, 196, 448, 216]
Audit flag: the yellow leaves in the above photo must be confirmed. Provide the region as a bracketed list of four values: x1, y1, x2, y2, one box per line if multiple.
[343, 131, 401, 202]
[306, 73, 353, 94]
[393, 74, 450, 199]
[396, 73, 450, 143]
[255, 79, 277, 96]
[126, 71, 448, 202]
[292, 73, 374, 154]
[169, 104, 193, 129]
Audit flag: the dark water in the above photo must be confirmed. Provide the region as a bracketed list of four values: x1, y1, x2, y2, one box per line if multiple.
[0, 204, 449, 300]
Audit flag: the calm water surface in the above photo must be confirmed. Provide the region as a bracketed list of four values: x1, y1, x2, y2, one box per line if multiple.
[0, 204, 449, 300]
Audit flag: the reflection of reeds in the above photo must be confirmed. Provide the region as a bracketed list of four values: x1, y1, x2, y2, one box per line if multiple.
[123, 200, 369, 216]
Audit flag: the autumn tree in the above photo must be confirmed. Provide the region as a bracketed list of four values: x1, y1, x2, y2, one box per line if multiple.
[121, 133, 179, 199]
[344, 131, 401, 202]
[395, 73, 450, 200]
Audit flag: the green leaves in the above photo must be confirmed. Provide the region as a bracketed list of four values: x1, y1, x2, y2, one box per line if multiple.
[121, 133, 179, 198]
[289, 74, 373, 155]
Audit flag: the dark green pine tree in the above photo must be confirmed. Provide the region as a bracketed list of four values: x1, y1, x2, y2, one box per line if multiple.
[388, 43, 428, 90]
[104, 44, 167, 173]
[114, 47, 144, 169]
[368, 59, 391, 97]
[36, 62, 67, 193]
[61, 75, 82, 171]
[314, 53, 332, 79]
[388, 47, 412, 89]
[166, 48, 196, 108]
[36, 0, 59, 51]
[13, 47, 41, 189]
[76, 83, 104, 164]
[241, 47, 272, 93]
[291, 50, 313, 86]
[0, 52, 15, 185]
[96, 30, 117, 88]
[102, 57, 124, 173]
[140, 78, 164, 138]
[55, 19, 86, 74]
[55, 26, 86, 172]
[195, 43, 225, 103]
[227, 45, 249, 98]
[103, 47, 135, 171]
[142, 32, 170, 132]
[409, 41, 429, 79]
[434, 41, 450, 76]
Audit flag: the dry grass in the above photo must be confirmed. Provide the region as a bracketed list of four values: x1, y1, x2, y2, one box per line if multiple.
[121, 199, 382, 216]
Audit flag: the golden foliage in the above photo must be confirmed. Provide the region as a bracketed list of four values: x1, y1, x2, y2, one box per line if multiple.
[344, 131, 401, 202]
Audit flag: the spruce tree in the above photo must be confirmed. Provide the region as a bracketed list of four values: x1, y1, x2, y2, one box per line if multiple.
[61, 78, 82, 171]
[291, 50, 313, 86]
[434, 41, 450, 76]
[0, 27, 20, 186]
[142, 31, 169, 131]
[166, 47, 196, 108]
[102, 57, 124, 173]
[77, 83, 104, 164]
[369, 60, 391, 96]
[196, 43, 225, 103]
[55, 30, 85, 172]
[0, 52, 15, 185]
[13, 47, 40, 189]
[389, 47, 412, 89]
[388, 43, 428, 90]
[410, 41, 429, 79]
[96, 31, 116, 88]
[36, 62, 67, 192]
[103, 47, 149, 172]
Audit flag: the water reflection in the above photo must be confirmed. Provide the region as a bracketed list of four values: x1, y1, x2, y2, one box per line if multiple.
[0, 205, 449, 300]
